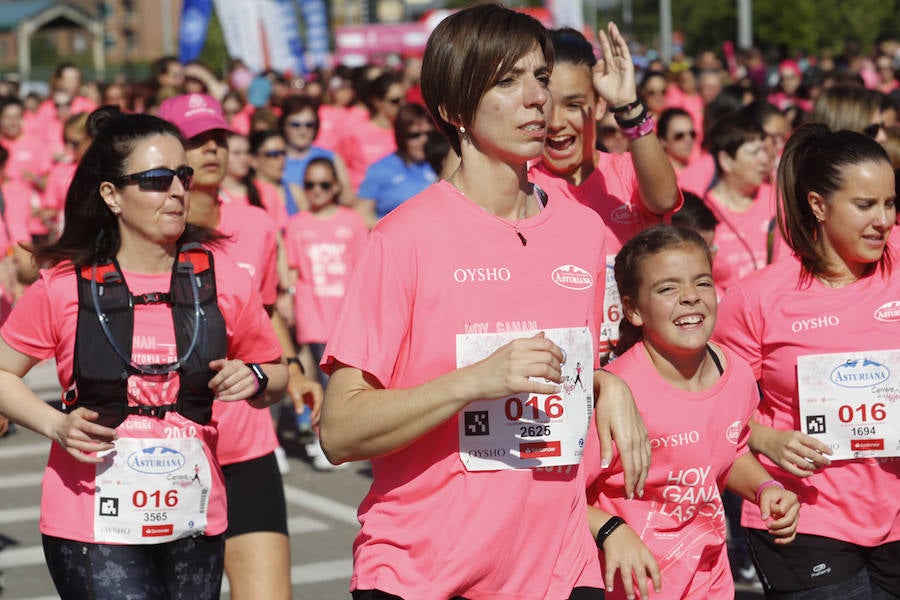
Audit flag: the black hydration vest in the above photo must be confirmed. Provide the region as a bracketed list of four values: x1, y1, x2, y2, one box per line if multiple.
[64, 244, 227, 429]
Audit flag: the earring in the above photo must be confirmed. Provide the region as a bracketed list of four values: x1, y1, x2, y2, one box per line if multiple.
[459, 126, 466, 134]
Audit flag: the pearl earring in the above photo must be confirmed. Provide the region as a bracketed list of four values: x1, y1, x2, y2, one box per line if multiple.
[459, 126, 466, 134]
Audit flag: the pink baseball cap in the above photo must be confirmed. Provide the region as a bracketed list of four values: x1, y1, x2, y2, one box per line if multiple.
[157, 93, 232, 139]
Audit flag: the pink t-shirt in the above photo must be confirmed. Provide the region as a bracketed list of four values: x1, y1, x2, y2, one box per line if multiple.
[1, 133, 53, 190]
[317, 104, 366, 152]
[714, 255, 900, 545]
[704, 184, 775, 295]
[322, 180, 607, 598]
[584, 342, 756, 599]
[283, 206, 368, 344]
[529, 154, 682, 356]
[220, 180, 288, 233]
[0, 254, 280, 543]
[677, 152, 715, 197]
[1, 178, 35, 245]
[336, 116, 396, 192]
[211, 200, 282, 465]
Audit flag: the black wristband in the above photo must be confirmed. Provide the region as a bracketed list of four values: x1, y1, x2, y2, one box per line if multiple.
[286, 356, 305, 375]
[595, 516, 626, 548]
[608, 97, 641, 114]
[614, 101, 648, 129]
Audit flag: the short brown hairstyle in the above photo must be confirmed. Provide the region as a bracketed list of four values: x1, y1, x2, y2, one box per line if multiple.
[420, 3, 553, 155]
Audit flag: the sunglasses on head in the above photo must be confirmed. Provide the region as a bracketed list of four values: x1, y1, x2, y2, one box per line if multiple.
[672, 130, 696, 141]
[304, 180, 333, 191]
[263, 149, 286, 158]
[112, 166, 194, 192]
[288, 120, 317, 129]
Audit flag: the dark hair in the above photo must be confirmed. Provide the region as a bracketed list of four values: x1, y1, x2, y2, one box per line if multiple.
[361, 72, 404, 116]
[421, 2, 553, 156]
[740, 101, 785, 130]
[249, 129, 284, 155]
[279, 95, 320, 136]
[550, 27, 596, 68]
[657, 107, 692, 139]
[613, 225, 713, 355]
[0, 144, 8, 167]
[395, 103, 433, 162]
[32, 107, 219, 267]
[639, 71, 668, 92]
[150, 56, 180, 80]
[0, 96, 23, 115]
[706, 115, 765, 175]
[777, 123, 892, 279]
[227, 133, 262, 209]
[701, 89, 744, 143]
[671, 191, 719, 231]
[424, 130, 451, 176]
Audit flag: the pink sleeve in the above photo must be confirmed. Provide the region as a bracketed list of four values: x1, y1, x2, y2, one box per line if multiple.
[321, 229, 413, 386]
[258, 220, 279, 307]
[216, 256, 282, 363]
[1, 273, 58, 359]
[713, 283, 764, 379]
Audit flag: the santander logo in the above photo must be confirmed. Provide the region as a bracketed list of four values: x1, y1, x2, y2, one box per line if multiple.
[874, 300, 900, 322]
[551, 265, 593, 290]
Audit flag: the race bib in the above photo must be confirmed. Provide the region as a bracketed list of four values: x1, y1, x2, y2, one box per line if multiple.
[456, 327, 593, 471]
[94, 437, 211, 544]
[599, 255, 622, 358]
[798, 349, 900, 459]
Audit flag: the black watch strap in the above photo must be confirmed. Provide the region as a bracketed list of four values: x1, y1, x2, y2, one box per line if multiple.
[247, 362, 269, 398]
[595, 516, 626, 548]
[286, 356, 305, 374]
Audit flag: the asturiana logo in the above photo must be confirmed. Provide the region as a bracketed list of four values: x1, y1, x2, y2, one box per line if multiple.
[874, 300, 900, 322]
[551, 265, 593, 290]
[830, 358, 890, 388]
[610, 204, 638, 224]
[128, 446, 186, 475]
[725, 420, 742, 444]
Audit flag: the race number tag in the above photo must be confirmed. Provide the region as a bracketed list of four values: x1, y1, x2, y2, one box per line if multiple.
[93, 437, 211, 544]
[798, 349, 900, 459]
[599, 256, 622, 359]
[456, 327, 593, 471]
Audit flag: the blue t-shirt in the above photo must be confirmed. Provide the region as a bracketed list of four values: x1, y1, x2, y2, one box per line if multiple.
[283, 146, 335, 186]
[358, 153, 437, 220]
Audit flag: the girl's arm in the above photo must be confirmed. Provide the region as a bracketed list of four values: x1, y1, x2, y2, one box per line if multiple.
[588, 506, 661, 599]
[320, 332, 564, 464]
[725, 452, 800, 544]
[748, 419, 832, 477]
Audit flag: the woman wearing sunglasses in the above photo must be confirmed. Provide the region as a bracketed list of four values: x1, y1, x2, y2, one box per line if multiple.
[357, 102, 437, 227]
[0, 107, 287, 599]
[280, 95, 354, 211]
[283, 157, 368, 469]
[159, 93, 321, 600]
[658, 107, 697, 174]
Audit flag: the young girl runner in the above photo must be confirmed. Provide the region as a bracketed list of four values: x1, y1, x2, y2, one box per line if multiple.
[584, 225, 799, 599]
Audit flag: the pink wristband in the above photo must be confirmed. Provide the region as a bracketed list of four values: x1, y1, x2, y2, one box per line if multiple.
[621, 113, 656, 141]
[755, 479, 784, 504]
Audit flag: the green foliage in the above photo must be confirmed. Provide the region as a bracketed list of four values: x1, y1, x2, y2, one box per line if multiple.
[198, 11, 229, 75]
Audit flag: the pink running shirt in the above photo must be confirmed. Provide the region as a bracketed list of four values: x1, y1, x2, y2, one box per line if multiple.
[336, 117, 396, 192]
[584, 342, 757, 599]
[1, 255, 280, 543]
[322, 180, 607, 599]
[714, 256, 900, 545]
[283, 206, 368, 344]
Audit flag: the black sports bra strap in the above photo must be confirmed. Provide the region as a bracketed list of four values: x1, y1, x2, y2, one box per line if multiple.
[706, 344, 724, 375]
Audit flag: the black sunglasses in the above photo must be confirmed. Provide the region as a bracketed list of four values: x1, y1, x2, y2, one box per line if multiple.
[112, 166, 194, 192]
[672, 130, 696, 141]
[304, 180, 333, 191]
[406, 130, 431, 140]
[385, 97, 404, 106]
[263, 150, 286, 158]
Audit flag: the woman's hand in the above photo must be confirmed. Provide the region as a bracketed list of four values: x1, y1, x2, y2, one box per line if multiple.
[595, 370, 650, 499]
[466, 332, 564, 400]
[593, 21, 638, 109]
[51, 408, 117, 464]
[750, 422, 832, 477]
[602, 525, 661, 600]
[208, 359, 262, 402]
[758, 485, 800, 544]
[289, 370, 324, 429]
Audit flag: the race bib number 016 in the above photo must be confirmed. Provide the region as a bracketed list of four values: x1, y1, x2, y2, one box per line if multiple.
[798, 349, 900, 459]
[93, 437, 211, 544]
[456, 327, 594, 471]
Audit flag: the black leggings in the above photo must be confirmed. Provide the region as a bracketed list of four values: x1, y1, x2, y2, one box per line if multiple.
[43, 534, 224, 600]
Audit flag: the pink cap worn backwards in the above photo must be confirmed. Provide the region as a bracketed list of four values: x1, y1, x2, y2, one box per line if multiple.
[157, 93, 232, 139]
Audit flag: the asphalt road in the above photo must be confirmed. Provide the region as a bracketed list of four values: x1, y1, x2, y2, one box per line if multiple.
[0, 360, 763, 599]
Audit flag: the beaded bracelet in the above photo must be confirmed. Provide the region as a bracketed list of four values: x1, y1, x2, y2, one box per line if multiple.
[620, 113, 656, 141]
[755, 479, 785, 505]
[613, 100, 648, 129]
